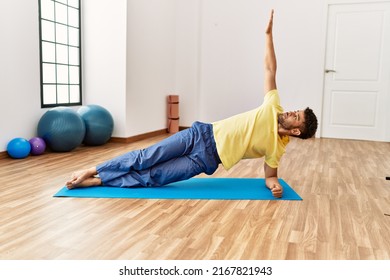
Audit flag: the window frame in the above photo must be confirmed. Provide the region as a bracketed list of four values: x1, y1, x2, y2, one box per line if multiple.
[38, 0, 82, 108]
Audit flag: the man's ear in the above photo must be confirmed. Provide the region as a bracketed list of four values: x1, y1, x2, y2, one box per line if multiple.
[291, 128, 301, 136]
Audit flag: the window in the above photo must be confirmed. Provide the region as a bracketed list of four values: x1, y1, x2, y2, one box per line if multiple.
[38, 0, 82, 108]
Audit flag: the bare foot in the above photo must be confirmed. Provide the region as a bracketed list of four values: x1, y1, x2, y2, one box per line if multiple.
[66, 177, 102, 189]
[66, 167, 98, 189]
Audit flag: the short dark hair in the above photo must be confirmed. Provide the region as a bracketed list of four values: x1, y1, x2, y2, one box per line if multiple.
[298, 107, 318, 139]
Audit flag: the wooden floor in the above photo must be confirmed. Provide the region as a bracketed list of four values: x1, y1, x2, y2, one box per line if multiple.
[0, 134, 390, 260]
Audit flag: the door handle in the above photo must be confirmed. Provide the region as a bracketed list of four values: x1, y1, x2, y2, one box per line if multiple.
[325, 69, 336, 73]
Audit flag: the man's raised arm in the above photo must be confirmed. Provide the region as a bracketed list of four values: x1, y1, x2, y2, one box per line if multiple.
[264, 9, 277, 94]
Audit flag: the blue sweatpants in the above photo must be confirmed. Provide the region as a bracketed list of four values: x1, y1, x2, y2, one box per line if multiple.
[96, 121, 221, 187]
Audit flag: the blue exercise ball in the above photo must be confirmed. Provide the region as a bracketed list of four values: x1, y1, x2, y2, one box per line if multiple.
[7, 138, 31, 159]
[78, 105, 114, 146]
[37, 107, 86, 152]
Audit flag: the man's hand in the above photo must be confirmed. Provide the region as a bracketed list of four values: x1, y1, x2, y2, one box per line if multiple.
[264, 163, 283, 198]
[265, 9, 274, 34]
[269, 183, 283, 198]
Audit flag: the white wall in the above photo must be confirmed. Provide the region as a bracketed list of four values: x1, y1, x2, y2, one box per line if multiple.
[0, 0, 338, 152]
[83, 0, 177, 137]
[0, 0, 43, 152]
[174, 0, 202, 124]
[82, 0, 128, 137]
[194, 0, 325, 127]
[126, 0, 176, 136]
[174, 0, 325, 132]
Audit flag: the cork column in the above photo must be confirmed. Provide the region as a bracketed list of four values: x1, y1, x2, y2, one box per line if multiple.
[167, 95, 179, 133]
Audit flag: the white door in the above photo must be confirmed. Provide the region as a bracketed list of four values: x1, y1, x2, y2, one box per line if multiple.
[322, 2, 390, 141]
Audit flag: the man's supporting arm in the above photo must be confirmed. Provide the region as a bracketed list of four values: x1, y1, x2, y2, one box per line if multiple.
[264, 162, 283, 198]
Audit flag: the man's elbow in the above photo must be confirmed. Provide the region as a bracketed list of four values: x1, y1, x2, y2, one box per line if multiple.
[265, 64, 277, 73]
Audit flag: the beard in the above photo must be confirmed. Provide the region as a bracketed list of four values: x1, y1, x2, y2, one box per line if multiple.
[277, 113, 284, 124]
[278, 113, 293, 130]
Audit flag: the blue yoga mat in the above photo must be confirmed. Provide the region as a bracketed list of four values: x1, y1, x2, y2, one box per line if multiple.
[54, 178, 302, 200]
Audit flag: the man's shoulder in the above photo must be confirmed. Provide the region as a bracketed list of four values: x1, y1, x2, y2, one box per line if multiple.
[263, 89, 280, 107]
[264, 89, 279, 99]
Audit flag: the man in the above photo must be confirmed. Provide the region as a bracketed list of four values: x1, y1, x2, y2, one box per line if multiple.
[66, 10, 318, 198]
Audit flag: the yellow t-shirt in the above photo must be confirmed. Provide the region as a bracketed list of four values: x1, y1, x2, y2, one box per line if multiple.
[212, 90, 289, 170]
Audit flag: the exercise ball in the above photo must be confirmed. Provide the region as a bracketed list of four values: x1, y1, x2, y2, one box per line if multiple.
[37, 107, 85, 152]
[29, 137, 46, 155]
[7, 138, 31, 159]
[78, 105, 114, 146]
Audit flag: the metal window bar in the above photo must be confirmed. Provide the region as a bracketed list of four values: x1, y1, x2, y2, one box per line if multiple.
[38, 0, 82, 108]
